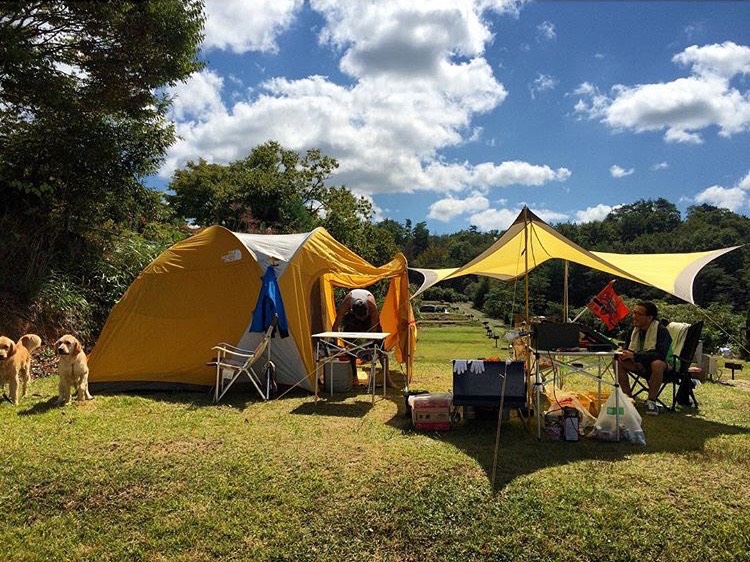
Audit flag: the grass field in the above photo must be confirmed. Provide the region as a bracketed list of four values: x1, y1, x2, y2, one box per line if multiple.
[1, 323, 749, 561]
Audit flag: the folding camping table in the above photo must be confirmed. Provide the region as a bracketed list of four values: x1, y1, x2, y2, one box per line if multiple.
[312, 331, 390, 403]
[531, 348, 622, 441]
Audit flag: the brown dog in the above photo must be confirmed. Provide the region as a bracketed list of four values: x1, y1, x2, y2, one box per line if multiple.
[0, 334, 42, 405]
[55, 335, 93, 404]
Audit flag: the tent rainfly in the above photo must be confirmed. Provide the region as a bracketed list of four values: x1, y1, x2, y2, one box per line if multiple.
[89, 226, 416, 392]
[412, 207, 741, 304]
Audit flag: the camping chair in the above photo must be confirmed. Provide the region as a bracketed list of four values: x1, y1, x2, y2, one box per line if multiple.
[630, 320, 703, 411]
[209, 318, 277, 404]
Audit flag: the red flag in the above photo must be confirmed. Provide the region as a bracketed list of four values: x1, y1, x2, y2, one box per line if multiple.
[586, 281, 629, 330]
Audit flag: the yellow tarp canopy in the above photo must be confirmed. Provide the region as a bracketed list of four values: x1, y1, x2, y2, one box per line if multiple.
[413, 207, 740, 304]
[90, 226, 415, 391]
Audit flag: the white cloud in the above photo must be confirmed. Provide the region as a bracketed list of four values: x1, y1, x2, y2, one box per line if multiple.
[475, 161, 571, 185]
[536, 21, 556, 41]
[427, 193, 489, 221]
[694, 185, 747, 211]
[573, 204, 621, 223]
[534, 208, 569, 224]
[168, 70, 225, 122]
[163, 1, 571, 199]
[422, 160, 571, 191]
[573, 41, 750, 143]
[693, 170, 750, 211]
[469, 206, 567, 231]
[203, 0, 303, 54]
[610, 165, 634, 178]
[673, 41, 750, 79]
[469, 207, 522, 231]
[664, 128, 703, 144]
[650, 161, 669, 171]
[529, 73, 558, 99]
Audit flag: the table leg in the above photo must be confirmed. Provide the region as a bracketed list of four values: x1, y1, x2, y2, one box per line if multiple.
[315, 360, 320, 403]
[214, 360, 220, 404]
[383, 350, 388, 398]
[614, 358, 620, 442]
[535, 353, 542, 440]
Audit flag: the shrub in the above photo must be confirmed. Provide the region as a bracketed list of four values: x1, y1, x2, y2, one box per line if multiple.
[29, 272, 94, 341]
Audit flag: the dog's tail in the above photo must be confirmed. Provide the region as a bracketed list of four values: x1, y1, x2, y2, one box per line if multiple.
[18, 334, 42, 353]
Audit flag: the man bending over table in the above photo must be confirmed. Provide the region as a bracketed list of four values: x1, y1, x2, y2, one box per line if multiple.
[617, 301, 672, 416]
[332, 289, 391, 386]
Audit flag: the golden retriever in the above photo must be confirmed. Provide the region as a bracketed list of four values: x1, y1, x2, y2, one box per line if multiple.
[0, 333, 42, 405]
[55, 334, 93, 404]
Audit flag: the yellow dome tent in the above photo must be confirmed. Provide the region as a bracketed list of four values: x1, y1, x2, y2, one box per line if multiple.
[89, 226, 415, 392]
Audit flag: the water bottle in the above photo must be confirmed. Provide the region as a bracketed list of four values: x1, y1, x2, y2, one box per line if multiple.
[563, 407, 579, 442]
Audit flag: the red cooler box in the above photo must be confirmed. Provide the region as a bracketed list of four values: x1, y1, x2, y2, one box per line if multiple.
[410, 393, 452, 431]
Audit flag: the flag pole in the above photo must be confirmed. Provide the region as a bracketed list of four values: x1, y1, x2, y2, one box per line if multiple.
[571, 306, 588, 323]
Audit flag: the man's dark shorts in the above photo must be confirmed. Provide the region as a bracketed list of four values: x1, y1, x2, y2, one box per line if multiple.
[628, 357, 664, 379]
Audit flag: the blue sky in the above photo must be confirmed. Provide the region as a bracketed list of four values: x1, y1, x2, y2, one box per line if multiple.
[159, 1, 750, 234]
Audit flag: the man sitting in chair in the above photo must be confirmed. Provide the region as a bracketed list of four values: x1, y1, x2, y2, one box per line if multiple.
[617, 301, 672, 416]
[332, 289, 390, 386]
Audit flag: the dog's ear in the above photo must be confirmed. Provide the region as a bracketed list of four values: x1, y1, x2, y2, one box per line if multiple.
[7, 341, 15, 357]
[72, 339, 82, 355]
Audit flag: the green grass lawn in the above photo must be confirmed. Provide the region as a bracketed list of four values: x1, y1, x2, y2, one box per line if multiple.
[1, 324, 749, 561]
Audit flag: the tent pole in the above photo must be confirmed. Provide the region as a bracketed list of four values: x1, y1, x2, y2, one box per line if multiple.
[563, 260, 569, 322]
[405, 326, 411, 393]
[491, 360, 509, 492]
[524, 208, 530, 325]
[523, 208, 534, 417]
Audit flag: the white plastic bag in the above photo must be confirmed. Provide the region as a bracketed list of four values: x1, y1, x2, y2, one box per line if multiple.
[590, 387, 646, 445]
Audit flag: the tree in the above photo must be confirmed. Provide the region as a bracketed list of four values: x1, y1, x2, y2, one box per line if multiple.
[168, 142, 399, 264]
[410, 222, 431, 258]
[0, 1, 205, 295]
[604, 198, 681, 244]
[170, 142, 366, 232]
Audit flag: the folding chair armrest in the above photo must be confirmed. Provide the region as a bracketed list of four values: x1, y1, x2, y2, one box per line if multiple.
[213, 342, 248, 353]
[211, 343, 256, 359]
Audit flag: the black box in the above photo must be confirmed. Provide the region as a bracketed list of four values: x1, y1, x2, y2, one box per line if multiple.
[533, 322, 580, 351]
[452, 360, 527, 408]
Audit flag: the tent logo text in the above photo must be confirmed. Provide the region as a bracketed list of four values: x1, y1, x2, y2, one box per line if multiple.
[222, 249, 242, 263]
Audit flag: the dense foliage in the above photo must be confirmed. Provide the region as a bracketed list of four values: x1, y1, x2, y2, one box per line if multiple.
[0, 1, 204, 309]
[0, 1, 204, 337]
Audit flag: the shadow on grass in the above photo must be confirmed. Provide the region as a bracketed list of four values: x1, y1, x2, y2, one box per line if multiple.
[92, 386, 216, 409]
[17, 396, 60, 416]
[385, 401, 750, 490]
[89, 381, 311, 411]
[291, 397, 374, 418]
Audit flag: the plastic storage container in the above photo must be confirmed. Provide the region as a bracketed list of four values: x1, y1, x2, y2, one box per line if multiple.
[410, 393, 452, 431]
[323, 359, 352, 393]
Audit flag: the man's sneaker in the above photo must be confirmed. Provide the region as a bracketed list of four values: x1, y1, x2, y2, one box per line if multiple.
[645, 400, 660, 416]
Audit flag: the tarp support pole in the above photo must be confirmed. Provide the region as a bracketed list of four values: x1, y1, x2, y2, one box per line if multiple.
[563, 260, 569, 322]
[523, 207, 530, 325]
